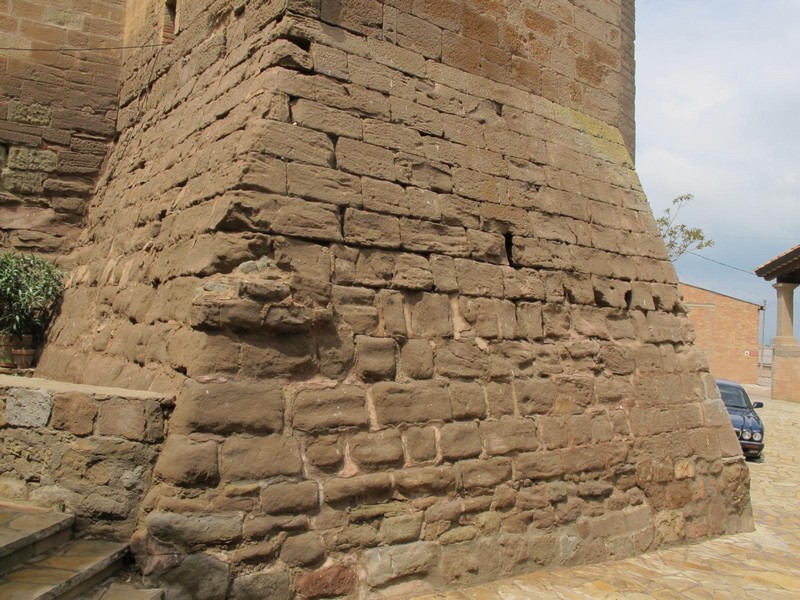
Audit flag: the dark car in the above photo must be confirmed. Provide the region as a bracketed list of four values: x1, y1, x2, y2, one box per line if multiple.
[716, 379, 765, 459]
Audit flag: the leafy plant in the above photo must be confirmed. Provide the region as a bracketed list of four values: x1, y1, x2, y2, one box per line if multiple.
[0, 252, 66, 344]
[655, 194, 714, 262]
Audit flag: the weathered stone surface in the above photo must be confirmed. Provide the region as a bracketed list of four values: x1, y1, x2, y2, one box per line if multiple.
[151, 553, 230, 600]
[293, 386, 368, 431]
[5, 388, 52, 427]
[145, 512, 242, 548]
[296, 564, 357, 599]
[372, 380, 452, 425]
[364, 542, 438, 586]
[50, 392, 97, 436]
[220, 436, 302, 480]
[230, 570, 293, 600]
[154, 436, 218, 486]
[355, 336, 397, 380]
[280, 531, 325, 566]
[97, 398, 163, 442]
[261, 481, 319, 514]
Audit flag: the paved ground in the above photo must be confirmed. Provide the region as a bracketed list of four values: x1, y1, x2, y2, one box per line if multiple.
[416, 385, 800, 599]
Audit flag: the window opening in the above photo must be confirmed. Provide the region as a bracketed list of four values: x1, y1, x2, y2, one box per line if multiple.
[163, 0, 178, 44]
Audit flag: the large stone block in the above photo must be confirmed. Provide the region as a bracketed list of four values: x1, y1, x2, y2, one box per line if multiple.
[293, 385, 369, 431]
[171, 381, 284, 435]
[6, 388, 53, 427]
[372, 380, 452, 425]
[220, 435, 303, 480]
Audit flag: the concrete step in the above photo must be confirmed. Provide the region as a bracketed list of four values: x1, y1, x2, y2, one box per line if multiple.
[0, 504, 75, 575]
[0, 538, 128, 600]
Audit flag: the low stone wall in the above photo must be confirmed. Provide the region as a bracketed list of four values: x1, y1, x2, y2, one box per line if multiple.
[0, 375, 171, 539]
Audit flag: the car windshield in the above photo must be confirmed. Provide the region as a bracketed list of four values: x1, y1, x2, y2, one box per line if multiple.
[719, 384, 750, 409]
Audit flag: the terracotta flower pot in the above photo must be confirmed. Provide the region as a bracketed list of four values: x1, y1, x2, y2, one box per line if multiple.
[0, 334, 14, 368]
[11, 348, 35, 370]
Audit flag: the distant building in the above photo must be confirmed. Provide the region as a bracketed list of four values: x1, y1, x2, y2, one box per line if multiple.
[679, 283, 762, 384]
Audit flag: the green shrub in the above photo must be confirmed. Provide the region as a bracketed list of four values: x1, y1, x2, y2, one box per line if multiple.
[0, 252, 66, 344]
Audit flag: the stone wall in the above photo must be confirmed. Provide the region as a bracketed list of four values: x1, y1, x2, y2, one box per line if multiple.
[0, 374, 170, 539]
[30, 1, 754, 598]
[0, 0, 124, 257]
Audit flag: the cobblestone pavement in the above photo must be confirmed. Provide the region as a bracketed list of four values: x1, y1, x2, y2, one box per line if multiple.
[416, 385, 800, 599]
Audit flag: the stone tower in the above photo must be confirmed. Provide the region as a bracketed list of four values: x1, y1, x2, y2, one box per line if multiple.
[8, 0, 754, 597]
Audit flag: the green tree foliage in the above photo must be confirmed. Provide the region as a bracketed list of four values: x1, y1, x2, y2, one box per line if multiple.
[655, 194, 714, 262]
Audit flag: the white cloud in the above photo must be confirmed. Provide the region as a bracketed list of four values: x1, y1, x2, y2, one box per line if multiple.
[636, 0, 800, 341]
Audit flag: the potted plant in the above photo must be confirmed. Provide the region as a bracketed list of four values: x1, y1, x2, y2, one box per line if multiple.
[0, 252, 65, 369]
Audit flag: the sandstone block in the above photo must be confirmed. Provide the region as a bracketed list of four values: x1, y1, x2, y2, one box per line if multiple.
[394, 153, 452, 192]
[403, 427, 437, 463]
[381, 512, 424, 544]
[145, 512, 242, 548]
[287, 162, 361, 206]
[431, 254, 459, 292]
[449, 381, 486, 420]
[455, 258, 504, 297]
[375, 289, 408, 337]
[154, 436, 219, 486]
[350, 429, 404, 469]
[363, 541, 438, 586]
[261, 481, 319, 514]
[515, 450, 564, 480]
[394, 465, 457, 496]
[96, 398, 163, 442]
[152, 553, 230, 600]
[293, 385, 368, 431]
[409, 292, 452, 338]
[296, 564, 357, 600]
[515, 378, 556, 416]
[7, 145, 57, 174]
[220, 435, 302, 481]
[355, 336, 397, 380]
[337, 138, 396, 180]
[305, 435, 343, 470]
[248, 118, 334, 167]
[324, 473, 393, 504]
[434, 340, 490, 379]
[460, 458, 512, 490]
[344, 208, 402, 248]
[172, 381, 284, 435]
[399, 339, 434, 379]
[480, 419, 539, 455]
[7, 100, 52, 125]
[292, 98, 363, 138]
[401, 219, 469, 255]
[281, 531, 325, 566]
[50, 392, 97, 436]
[458, 297, 501, 338]
[372, 380, 452, 425]
[440, 422, 482, 460]
[230, 570, 292, 600]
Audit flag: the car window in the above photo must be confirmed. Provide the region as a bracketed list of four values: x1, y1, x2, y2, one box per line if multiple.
[719, 385, 750, 409]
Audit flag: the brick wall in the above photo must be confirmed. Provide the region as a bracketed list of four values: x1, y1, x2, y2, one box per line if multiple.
[0, 0, 124, 257]
[679, 283, 760, 384]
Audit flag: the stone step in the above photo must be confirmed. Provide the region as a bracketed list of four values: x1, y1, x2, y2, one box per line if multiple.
[0, 505, 75, 575]
[0, 539, 128, 600]
[98, 583, 164, 600]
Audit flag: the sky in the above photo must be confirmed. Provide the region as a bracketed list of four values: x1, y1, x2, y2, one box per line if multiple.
[635, 0, 800, 344]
